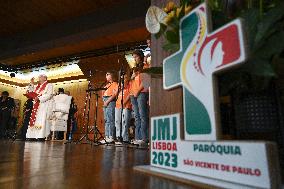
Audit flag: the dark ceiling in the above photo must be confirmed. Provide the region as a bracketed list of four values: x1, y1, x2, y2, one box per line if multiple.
[0, 0, 125, 37]
[0, 0, 150, 67]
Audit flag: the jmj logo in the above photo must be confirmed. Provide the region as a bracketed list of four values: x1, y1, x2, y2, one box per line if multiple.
[163, 3, 246, 140]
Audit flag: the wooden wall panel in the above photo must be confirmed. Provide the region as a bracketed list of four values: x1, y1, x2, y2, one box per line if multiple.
[150, 0, 183, 118]
[78, 53, 129, 81]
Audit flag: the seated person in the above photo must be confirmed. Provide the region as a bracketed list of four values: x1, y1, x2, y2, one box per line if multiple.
[50, 88, 72, 140]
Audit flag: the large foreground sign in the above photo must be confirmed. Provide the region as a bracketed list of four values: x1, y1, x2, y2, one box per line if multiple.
[136, 2, 281, 189]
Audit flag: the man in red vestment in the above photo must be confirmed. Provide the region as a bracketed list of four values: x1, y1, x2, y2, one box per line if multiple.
[26, 74, 54, 139]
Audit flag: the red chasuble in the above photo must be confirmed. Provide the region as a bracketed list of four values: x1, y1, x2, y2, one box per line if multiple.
[29, 81, 48, 128]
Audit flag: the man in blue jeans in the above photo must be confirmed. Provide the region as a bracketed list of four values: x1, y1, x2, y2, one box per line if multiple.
[130, 49, 149, 146]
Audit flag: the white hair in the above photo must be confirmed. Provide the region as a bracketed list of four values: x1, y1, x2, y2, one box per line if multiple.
[39, 74, 47, 79]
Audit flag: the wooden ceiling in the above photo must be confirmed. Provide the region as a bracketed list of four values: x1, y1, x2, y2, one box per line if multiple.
[0, 0, 125, 37]
[0, 0, 149, 67]
[1, 27, 148, 65]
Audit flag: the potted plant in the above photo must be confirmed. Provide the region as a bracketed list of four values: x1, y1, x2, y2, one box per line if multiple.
[143, 0, 199, 75]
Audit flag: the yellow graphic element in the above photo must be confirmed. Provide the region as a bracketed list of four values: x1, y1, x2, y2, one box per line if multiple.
[181, 12, 206, 90]
[28, 125, 42, 130]
[34, 125, 42, 130]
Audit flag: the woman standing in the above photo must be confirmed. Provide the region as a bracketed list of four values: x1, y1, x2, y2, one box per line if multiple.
[101, 71, 118, 143]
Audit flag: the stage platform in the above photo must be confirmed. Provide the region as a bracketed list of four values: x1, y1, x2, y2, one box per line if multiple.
[0, 140, 197, 189]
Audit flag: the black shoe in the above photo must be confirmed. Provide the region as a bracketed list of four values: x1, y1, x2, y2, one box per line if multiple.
[36, 138, 45, 142]
[15, 138, 25, 141]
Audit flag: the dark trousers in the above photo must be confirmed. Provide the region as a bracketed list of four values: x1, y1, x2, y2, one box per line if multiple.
[21, 111, 32, 140]
[0, 110, 12, 138]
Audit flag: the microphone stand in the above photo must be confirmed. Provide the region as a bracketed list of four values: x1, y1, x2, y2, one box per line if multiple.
[92, 87, 108, 146]
[65, 73, 108, 145]
[75, 70, 95, 144]
[114, 45, 131, 146]
[115, 60, 131, 146]
[119, 68, 125, 144]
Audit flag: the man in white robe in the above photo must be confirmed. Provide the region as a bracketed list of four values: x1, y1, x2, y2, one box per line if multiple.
[50, 88, 72, 140]
[26, 74, 54, 139]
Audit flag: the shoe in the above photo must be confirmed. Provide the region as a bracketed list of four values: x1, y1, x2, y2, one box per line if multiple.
[140, 140, 148, 147]
[36, 138, 45, 142]
[15, 138, 24, 141]
[115, 141, 123, 145]
[100, 137, 108, 144]
[132, 140, 142, 145]
[123, 140, 130, 144]
[133, 140, 146, 146]
[100, 140, 106, 144]
[107, 136, 114, 143]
